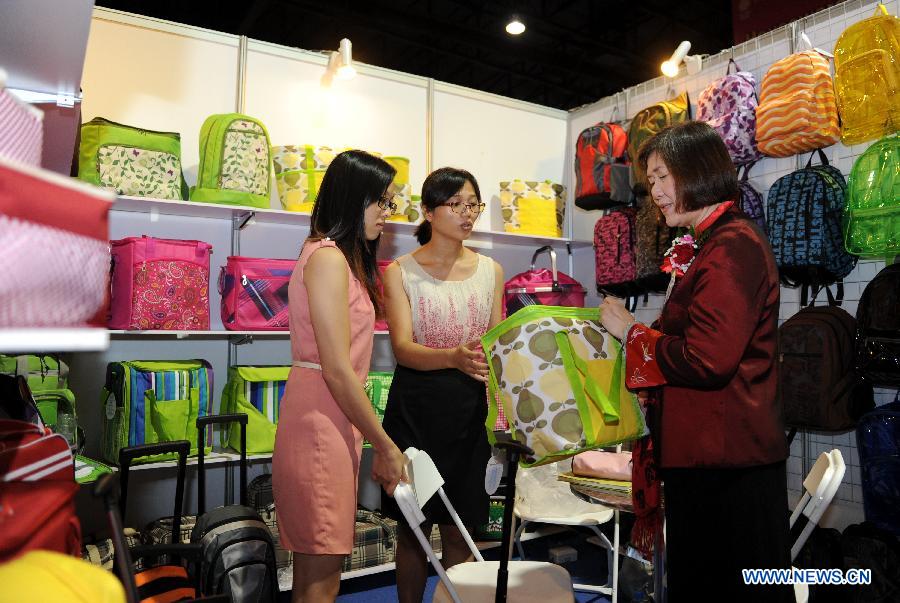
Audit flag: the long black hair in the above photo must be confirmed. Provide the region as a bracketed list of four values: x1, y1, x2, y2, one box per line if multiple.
[414, 167, 482, 245]
[309, 150, 396, 312]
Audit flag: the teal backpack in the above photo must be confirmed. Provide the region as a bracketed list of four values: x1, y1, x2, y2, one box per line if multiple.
[845, 135, 900, 258]
[101, 360, 213, 464]
[190, 113, 273, 208]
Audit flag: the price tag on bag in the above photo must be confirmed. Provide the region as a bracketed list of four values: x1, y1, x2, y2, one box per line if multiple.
[485, 454, 503, 495]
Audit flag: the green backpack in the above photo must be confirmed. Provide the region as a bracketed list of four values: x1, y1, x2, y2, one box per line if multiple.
[101, 360, 213, 464]
[220, 365, 289, 454]
[0, 355, 77, 433]
[627, 92, 692, 186]
[77, 117, 188, 200]
[190, 113, 273, 208]
[845, 135, 900, 258]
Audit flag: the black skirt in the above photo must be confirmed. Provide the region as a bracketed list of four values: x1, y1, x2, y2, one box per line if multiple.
[381, 365, 491, 528]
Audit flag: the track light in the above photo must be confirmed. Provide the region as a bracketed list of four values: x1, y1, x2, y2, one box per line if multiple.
[506, 16, 525, 35]
[661, 41, 691, 77]
[321, 38, 356, 87]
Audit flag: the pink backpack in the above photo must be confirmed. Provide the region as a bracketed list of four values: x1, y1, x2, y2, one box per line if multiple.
[109, 236, 212, 330]
[697, 59, 762, 165]
[594, 207, 637, 295]
[220, 256, 295, 330]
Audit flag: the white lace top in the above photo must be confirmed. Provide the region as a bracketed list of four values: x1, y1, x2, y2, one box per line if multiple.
[397, 252, 495, 349]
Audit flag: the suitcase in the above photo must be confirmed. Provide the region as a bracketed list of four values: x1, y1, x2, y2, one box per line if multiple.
[503, 245, 586, 317]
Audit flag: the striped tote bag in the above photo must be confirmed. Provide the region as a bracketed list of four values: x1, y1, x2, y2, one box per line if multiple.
[220, 365, 289, 454]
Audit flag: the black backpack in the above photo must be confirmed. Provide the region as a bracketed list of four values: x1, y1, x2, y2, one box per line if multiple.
[778, 301, 873, 432]
[767, 150, 857, 305]
[856, 263, 900, 387]
[191, 415, 278, 602]
[842, 522, 900, 603]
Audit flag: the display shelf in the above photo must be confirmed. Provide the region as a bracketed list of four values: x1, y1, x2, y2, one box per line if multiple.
[0, 328, 110, 353]
[112, 195, 592, 248]
[109, 329, 390, 338]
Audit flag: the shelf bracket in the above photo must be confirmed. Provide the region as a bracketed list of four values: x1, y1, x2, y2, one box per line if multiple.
[230, 334, 254, 346]
[236, 211, 256, 230]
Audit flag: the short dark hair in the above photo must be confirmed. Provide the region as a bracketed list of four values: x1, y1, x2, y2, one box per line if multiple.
[414, 167, 482, 245]
[310, 150, 396, 312]
[637, 121, 738, 212]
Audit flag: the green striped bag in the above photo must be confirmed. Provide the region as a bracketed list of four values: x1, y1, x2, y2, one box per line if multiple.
[100, 360, 214, 464]
[220, 365, 289, 454]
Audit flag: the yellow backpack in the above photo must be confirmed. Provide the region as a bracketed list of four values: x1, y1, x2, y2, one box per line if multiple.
[833, 3, 900, 145]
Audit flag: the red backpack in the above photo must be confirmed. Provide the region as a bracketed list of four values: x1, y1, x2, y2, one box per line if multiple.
[574, 122, 630, 210]
[594, 207, 638, 297]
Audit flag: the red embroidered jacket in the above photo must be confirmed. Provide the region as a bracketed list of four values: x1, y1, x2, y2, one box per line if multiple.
[626, 205, 789, 468]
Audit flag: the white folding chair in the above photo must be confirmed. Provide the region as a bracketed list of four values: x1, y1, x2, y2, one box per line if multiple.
[789, 449, 846, 603]
[391, 446, 575, 603]
[513, 461, 618, 601]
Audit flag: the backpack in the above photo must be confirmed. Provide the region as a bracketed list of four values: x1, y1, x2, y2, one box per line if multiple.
[627, 92, 691, 186]
[841, 522, 900, 603]
[220, 365, 289, 455]
[77, 117, 188, 200]
[100, 360, 214, 464]
[755, 50, 841, 157]
[574, 122, 630, 210]
[844, 135, 900, 258]
[632, 192, 674, 293]
[190, 113, 272, 208]
[766, 150, 857, 302]
[778, 303, 873, 431]
[856, 401, 900, 536]
[737, 162, 766, 229]
[833, 4, 900, 146]
[855, 263, 900, 387]
[696, 59, 762, 165]
[594, 207, 639, 298]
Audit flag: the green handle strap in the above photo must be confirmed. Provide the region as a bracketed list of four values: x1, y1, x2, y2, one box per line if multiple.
[556, 331, 620, 424]
[305, 146, 320, 202]
[485, 351, 503, 445]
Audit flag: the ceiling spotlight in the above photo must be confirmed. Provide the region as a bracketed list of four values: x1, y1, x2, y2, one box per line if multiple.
[506, 17, 525, 35]
[661, 40, 691, 77]
[321, 38, 356, 87]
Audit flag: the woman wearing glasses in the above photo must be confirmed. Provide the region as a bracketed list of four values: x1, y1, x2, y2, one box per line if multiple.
[380, 167, 504, 603]
[272, 150, 408, 603]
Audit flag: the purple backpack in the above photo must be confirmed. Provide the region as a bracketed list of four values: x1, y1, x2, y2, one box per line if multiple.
[697, 59, 762, 165]
[738, 162, 766, 230]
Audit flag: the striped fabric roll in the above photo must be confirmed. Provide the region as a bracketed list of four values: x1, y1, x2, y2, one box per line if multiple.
[0, 87, 43, 166]
[755, 50, 841, 157]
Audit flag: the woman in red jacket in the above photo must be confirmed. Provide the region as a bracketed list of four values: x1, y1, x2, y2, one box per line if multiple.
[600, 121, 792, 602]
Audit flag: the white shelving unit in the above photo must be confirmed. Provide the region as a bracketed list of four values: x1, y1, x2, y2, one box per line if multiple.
[0, 328, 110, 353]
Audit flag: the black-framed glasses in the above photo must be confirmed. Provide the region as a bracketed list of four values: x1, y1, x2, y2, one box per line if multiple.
[376, 193, 398, 215]
[443, 198, 486, 216]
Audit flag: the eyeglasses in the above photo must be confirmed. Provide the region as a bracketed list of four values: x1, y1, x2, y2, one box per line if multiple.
[376, 192, 398, 215]
[443, 197, 486, 216]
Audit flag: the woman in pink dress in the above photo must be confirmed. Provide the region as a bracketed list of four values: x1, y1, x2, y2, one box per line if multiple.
[273, 150, 408, 603]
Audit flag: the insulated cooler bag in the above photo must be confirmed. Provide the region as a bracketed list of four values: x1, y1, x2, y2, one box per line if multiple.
[220, 365, 289, 454]
[481, 306, 645, 467]
[191, 113, 273, 208]
[499, 179, 566, 237]
[1, 157, 112, 328]
[77, 118, 188, 200]
[109, 236, 212, 330]
[504, 246, 586, 317]
[100, 360, 214, 464]
[383, 156, 412, 222]
[271, 144, 336, 212]
[220, 256, 294, 331]
[0, 84, 43, 166]
[364, 371, 393, 448]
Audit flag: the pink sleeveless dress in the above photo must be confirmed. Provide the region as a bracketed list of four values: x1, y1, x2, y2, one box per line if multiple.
[272, 239, 375, 554]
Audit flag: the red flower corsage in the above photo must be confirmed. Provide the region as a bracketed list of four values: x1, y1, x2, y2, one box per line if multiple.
[661, 234, 697, 278]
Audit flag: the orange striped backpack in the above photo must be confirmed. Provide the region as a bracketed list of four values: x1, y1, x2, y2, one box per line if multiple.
[755, 50, 840, 157]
